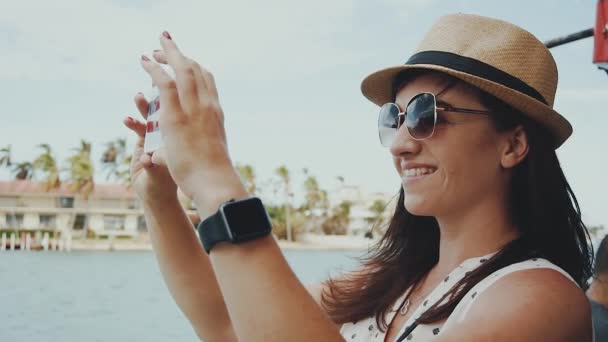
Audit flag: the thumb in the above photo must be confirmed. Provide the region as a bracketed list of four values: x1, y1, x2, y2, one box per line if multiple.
[150, 148, 168, 166]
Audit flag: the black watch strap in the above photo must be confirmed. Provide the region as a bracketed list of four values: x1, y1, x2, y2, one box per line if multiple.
[197, 209, 230, 254]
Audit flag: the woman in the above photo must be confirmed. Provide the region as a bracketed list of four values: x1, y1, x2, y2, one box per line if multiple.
[124, 14, 593, 341]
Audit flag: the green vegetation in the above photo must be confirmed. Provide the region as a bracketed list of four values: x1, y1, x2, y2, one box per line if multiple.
[0, 228, 59, 239]
[0, 142, 392, 241]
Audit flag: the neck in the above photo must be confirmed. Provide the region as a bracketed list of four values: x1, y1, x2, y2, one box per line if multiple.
[587, 276, 608, 305]
[432, 192, 519, 274]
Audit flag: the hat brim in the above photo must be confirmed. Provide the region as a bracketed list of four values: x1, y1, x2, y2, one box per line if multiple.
[361, 64, 572, 149]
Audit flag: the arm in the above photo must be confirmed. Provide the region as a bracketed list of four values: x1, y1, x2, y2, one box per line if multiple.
[123, 96, 236, 341]
[145, 191, 342, 340]
[210, 236, 345, 341]
[140, 32, 345, 341]
[192, 175, 345, 342]
[434, 268, 592, 342]
[142, 195, 237, 342]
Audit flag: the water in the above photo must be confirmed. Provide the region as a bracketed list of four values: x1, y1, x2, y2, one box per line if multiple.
[0, 250, 364, 341]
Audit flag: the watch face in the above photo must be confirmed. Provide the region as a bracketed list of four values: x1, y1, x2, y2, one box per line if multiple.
[222, 198, 272, 241]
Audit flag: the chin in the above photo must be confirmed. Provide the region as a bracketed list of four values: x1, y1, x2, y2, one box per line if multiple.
[402, 197, 436, 216]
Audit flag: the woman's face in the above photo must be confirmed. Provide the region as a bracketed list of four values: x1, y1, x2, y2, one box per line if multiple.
[391, 73, 513, 218]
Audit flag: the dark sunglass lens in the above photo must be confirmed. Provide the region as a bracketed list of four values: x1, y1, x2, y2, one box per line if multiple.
[406, 93, 436, 139]
[378, 103, 400, 147]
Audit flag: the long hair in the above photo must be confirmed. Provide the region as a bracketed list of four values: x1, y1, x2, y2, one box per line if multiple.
[320, 73, 593, 331]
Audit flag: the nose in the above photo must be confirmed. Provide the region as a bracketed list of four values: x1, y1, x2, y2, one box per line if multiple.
[389, 125, 422, 158]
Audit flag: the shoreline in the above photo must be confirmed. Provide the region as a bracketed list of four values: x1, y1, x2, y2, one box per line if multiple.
[2, 234, 379, 252]
[64, 239, 372, 252]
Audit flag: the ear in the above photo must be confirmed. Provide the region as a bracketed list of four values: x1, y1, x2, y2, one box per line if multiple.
[500, 125, 529, 169]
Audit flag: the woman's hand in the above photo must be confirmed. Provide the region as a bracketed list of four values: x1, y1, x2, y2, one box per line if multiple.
[123, 93, 177, 204]
[139, 31, 243, 206]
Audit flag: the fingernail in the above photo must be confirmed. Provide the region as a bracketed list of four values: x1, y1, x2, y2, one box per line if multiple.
[141, 55, 150, 61]
[162, 31, 172, 40]
[153, 49, 161, 53]
[127, 116, 134, 122]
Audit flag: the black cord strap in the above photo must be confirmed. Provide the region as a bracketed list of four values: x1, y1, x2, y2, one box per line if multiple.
[395, 321, 419, 342]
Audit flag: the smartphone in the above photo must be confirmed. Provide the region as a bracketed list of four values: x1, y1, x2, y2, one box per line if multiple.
[143, 87, 162, 153]
[143, 64, 174, 153]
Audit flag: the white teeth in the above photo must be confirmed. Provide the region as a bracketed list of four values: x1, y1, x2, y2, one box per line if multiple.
[403, 167, 436, 177]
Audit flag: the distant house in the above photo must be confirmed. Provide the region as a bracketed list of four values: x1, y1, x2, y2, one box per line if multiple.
[0, 180, 198, 238]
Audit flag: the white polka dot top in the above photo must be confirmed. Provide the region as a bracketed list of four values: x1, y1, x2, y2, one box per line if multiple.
[339, 254, 576, 341]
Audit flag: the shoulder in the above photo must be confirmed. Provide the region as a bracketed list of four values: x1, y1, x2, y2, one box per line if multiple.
[437, 266, 592, 342]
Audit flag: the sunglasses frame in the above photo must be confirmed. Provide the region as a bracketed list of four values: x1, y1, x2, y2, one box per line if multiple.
[378, 92, 493, 146]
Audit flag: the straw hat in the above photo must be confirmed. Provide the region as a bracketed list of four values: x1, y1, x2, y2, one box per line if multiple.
[361, 13, 571, 149]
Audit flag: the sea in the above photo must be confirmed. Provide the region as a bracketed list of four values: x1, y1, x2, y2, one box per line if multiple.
[0, 249, 364, 341]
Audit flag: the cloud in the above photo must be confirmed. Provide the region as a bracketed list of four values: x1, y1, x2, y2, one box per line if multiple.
[1, 0, 438, 85]
[2, 0, 353, 81]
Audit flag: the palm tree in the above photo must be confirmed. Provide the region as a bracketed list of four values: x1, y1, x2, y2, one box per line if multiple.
[303, 175, 322, 212]
[101, 138, 130, 183]
[336, 176, 345, 185]
[65, 140, 95, 199]
[366, 199, 387, 238]
[319, 189, 330, 217]
[63, 140, 95, 239]
[33, 144, 61, 191]
[12, 162, 33, 180]
[275, 165, 292, 241]
[0, 145, 11, 168]
[321, 200, 352, 235]
[236, 163, 257, 195]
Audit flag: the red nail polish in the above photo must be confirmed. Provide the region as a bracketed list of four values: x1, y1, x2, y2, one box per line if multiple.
[162, 31, 172, 40]
[141, 55, 150, 61]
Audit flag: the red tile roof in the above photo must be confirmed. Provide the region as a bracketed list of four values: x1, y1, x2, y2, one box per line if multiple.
[0, 180, 137, 199]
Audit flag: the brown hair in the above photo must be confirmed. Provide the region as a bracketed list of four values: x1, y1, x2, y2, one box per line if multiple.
[320, 73, 593, 331]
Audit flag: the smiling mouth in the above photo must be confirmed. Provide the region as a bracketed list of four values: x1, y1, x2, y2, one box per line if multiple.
[402, 167, 438, 178]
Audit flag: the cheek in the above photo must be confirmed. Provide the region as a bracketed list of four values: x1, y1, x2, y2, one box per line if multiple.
[393, 157, 400, 175]
[436, 131, 501, 199]
[447, 139, 501, 193]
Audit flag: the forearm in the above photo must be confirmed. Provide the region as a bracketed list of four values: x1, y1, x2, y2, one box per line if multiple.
[209, 236, 344, 342]
[143, 196, 236, 342]
[192, 175, 343, 342]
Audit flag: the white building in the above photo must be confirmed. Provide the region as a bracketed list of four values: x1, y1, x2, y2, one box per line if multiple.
[0, 180, 198, 239]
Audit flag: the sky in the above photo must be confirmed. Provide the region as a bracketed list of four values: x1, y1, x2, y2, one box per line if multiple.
[1, 0, 606, 226]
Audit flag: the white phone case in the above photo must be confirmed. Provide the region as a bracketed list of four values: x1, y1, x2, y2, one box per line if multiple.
[144, 93, 162, 153]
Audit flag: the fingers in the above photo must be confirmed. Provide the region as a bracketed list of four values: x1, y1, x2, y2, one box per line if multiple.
[139, 153, 154, 168]
[123, 117, 147, 153]
[140, 55, 182, 116]
[124, 116, 146, 138]
[200, 67, 219, 99]
[123, 116, 166, 170]
[153, 48, 213, 103]
[152, 49, 167, 64]
[134, 93, 150, 119]
[158, 32, 213, 111]
[136, 148, 167, 168]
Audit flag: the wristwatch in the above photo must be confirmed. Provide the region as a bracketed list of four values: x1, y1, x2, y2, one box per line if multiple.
[197, 197, 273, 254]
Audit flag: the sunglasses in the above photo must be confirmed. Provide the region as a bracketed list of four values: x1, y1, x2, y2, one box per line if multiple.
[378, 92, 492, 147]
